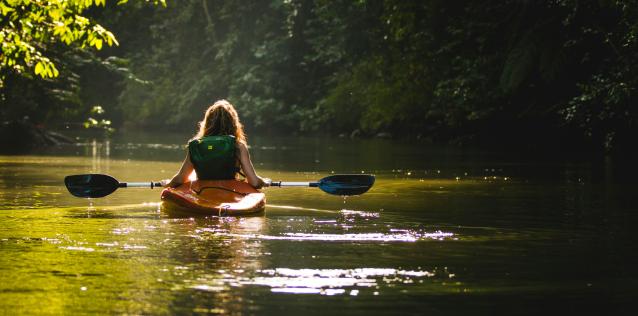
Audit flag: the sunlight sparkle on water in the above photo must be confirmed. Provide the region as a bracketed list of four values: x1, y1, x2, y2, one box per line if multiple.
[123, 244, 148, 250]
[339, 209, 380, 218]
[112, 227, 136, 235]
[188, 267, 447, 296]
[95, 242, 119, 247]
[59, 246, 95, 252]
[246, 268, 439, 295]
[215, 231, 453, 242]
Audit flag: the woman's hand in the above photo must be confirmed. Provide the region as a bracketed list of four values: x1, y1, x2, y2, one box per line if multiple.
[237, 142, 269, 189]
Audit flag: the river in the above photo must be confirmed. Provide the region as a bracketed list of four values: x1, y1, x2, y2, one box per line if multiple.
[0, 131, 636, 315]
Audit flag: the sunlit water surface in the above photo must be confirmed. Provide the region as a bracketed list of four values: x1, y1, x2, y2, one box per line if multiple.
[1, 133, 637, 315]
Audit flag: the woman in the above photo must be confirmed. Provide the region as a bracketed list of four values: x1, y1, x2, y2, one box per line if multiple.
[162, 100, 268, 189]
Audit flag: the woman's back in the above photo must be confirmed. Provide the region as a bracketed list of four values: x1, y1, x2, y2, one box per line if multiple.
[188, 135, 238, 180]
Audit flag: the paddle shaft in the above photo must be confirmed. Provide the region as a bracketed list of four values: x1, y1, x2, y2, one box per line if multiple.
[269, 181, 319, 187]
[123, 181, 315, 188]
[120, 182, 163, 188]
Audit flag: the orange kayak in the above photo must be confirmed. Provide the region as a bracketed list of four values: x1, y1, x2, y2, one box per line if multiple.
[160, 180, 266, 216]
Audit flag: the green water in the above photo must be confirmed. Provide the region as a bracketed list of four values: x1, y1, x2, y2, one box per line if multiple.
[1, 133, 637, 315]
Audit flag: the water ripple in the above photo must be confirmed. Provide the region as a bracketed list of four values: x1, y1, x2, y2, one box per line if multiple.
[204, 231, 454, 242]
[188, 267, 456, 296]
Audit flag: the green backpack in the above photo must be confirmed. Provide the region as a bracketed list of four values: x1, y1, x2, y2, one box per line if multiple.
[188, 135, 238, 180]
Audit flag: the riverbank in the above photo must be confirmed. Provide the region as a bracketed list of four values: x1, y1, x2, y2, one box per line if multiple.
[0, 120, 74, 153]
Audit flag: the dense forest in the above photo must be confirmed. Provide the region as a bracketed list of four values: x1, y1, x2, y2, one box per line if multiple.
[1, 0, 636, 152]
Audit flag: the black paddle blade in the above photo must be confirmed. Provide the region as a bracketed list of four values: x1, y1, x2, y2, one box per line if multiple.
[64, 174, 120, 198]
[318, 174, 375, 196]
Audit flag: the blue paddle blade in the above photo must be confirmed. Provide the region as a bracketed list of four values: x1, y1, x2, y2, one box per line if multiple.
[64, 174, 120, 198]
[317, 174, 375, 196]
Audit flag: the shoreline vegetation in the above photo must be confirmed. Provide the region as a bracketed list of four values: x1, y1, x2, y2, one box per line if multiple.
[1, 1, 636, 155]
[0, 120, 74, 152]
[0, 120, 624, 159]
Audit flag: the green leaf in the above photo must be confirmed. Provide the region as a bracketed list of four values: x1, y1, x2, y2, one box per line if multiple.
[45, 64, 53, 77]
[0, 3, 15, 16]
[34, 62, 44, 75]
[51, 64, 59, 77]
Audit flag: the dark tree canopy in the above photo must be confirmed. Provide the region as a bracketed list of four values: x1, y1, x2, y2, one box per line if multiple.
[1, 0, 636, 152]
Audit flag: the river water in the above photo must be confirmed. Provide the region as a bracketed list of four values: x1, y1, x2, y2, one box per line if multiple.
[0, 131, 636, 315]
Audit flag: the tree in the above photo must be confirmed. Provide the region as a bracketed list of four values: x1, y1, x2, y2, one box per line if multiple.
[0, 0, 165, 85]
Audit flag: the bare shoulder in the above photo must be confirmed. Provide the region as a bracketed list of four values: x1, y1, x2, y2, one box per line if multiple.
[236, 141, 248, 153]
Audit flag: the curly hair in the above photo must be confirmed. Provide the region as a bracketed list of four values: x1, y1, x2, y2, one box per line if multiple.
[193, 99, 246, 144]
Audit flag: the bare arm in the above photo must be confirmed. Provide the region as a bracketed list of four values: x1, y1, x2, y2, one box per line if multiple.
[237, 142, 268, 188]
[162, 151, 194, 187]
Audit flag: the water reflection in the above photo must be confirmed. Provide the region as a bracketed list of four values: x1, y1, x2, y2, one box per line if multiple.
[163, 216, 267, 313]
[211, 231, 453, 242]
[191, 207, 454, 242]
[2, 135, 638, 314]
[88, 139, 110, 174]
[187, 267, 456, 296]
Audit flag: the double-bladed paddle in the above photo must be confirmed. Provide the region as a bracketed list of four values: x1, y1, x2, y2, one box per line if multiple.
[64, 174, 375, 198]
